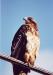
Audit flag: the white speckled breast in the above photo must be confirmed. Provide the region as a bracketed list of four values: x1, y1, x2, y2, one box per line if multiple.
[26, 31, 40, 57]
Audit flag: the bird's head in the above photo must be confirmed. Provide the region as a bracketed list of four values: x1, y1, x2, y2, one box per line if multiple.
[23, 17, 33, 24]
[23, 17, 38, 31]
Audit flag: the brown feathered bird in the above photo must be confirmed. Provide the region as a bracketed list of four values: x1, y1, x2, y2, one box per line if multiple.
[11, 17, 40, 75]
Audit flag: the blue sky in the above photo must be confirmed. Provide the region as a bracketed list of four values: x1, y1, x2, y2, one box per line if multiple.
[0, 0, 53, 75]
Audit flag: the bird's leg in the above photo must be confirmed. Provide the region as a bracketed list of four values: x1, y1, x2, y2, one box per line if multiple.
[24, 52, 35, 67]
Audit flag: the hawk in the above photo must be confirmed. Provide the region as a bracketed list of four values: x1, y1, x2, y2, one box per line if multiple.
[11, 17, 40, 75]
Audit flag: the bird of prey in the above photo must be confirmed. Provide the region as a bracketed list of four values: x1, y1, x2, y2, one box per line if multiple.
[11, 17, 40, 75]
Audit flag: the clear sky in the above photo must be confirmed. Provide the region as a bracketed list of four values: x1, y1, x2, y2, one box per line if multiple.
[0, 0, 53, 75]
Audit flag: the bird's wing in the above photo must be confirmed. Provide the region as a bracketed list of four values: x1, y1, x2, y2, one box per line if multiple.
[11, 25, 27, 58]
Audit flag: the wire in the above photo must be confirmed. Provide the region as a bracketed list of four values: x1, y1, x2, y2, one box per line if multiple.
[0, 53, 53, 75]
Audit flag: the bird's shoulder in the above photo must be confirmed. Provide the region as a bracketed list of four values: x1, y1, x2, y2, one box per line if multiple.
[18, 24, 30, 34]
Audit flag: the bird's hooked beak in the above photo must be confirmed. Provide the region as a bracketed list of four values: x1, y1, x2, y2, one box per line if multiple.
[23, 17, 27, 21]
[23, 17, 29, 24]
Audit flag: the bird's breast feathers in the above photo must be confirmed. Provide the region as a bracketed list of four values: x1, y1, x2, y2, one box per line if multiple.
[25, 30, 40, 57]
